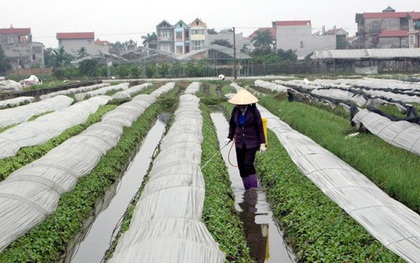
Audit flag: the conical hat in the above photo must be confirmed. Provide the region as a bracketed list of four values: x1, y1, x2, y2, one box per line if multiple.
[228, 88, 258, 105]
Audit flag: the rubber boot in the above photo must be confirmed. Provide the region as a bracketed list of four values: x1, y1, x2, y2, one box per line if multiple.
[242, 174, 258, 190]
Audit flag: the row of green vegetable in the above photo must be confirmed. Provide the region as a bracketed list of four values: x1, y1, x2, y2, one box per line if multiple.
[256, 92, 420, 214]
[221, 99, 403, 262]
[102, 96, 252, 262]
[0, 99, 162, 262]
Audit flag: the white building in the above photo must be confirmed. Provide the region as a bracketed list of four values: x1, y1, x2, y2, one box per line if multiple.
[56, 32, 109, 56]
[273, 20, 337, 59]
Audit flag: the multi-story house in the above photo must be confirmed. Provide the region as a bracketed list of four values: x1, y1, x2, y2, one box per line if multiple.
[156, 20, 174, 53]
[56, 32, 109, 56]
[355, 6, 420, 49]
[173, 20, 189, 55]
[272, 20, 338, 59]
[189, 18, 207, 51]
[408, 13, 420, 48]
[0, 26, 44, 69]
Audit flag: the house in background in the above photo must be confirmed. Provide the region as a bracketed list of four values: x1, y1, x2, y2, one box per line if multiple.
[409, 13, 420, 48]
[156, 20, 174, 53]
[273, 20, 339, 59]
[56, 32, 109, 56]
[189, 18, 207, 51]
[355, 6, 420, 49]
[173, 20, 189, 55]
[0, 26, 44, 69]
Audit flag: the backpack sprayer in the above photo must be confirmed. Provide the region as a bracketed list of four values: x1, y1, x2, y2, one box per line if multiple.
[202, 117, 268, 169]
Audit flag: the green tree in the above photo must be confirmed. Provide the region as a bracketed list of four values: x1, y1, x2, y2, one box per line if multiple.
[170, 62, 183, 77]
[44, 48, 56, 68]
[207, 28, 217, 35]
[78, 59, 99, 77]
[53, 47, 73, 67]
[157, 63, 169, 77]
[252, 30, 274, 50]
[115, 64, 130, 78]
[142, 33, 157, 49]
[129, 65, 141, 78]
[0, 45, 11, 73]
[110, 41, 125, 54]
[77, 47, 88, 58]
[145, 64, 156, 78]
[336, 35, 349, 49]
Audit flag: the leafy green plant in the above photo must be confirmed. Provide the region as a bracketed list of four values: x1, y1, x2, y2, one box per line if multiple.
[256, 130, 403, 262]
[200, 104, 253, 263]
[0, 105, 116, 181]
[0, 103, 161, 262]
[258, 95, 420, 213]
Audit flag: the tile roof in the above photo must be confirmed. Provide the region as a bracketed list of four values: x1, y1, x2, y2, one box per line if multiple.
[273, 20, 311, 27]
[56, 32, 95, 40]
[248, 27, 276, 38]
[363, 12, 420, 19]
[378, 30, 409, 37]
[0, 27, 31, 35]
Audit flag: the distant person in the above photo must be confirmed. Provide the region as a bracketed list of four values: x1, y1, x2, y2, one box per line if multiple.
[225, 88, 266, 189]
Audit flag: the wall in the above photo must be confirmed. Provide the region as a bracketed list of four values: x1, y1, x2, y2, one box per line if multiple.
[59, 39, 108, 56]
[276, 25, 336, 59]
[2, 42, 44, 69]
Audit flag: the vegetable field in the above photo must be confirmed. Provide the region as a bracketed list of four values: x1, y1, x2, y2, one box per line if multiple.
[0, 76, 419, 262]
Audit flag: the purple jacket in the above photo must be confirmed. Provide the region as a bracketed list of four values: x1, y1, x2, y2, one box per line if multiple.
[228, 105, 265, 149]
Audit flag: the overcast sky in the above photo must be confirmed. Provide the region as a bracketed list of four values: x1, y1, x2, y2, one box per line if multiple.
[1, 0, 418, 48]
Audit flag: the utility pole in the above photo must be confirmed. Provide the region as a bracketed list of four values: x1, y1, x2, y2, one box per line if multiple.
[233, 27, 237, 80]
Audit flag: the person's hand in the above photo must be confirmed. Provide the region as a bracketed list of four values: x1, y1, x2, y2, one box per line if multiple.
[225, 138, 232, 145]
[260, 143, 267, 153]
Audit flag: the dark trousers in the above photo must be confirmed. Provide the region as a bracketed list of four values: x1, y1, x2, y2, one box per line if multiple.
[236, 144, 258, 178]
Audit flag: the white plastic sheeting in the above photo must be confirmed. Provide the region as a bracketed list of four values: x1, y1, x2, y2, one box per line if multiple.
[0, 94, 157, 252]
[352, 109, 420, 156]
[293, 78, 420, 104]
[74, 82, 129, 101]
[0, 95, 74, 129]
[258, 105, 420, 263]
[185, 82, 200, 94]
[39, 83, 110, 100]
[150, 82, 175, 97]
[255, 79, 289, 93]
[108, 94, 225, 263]
[0, 96, 34, 109]
[312, 48, 420, 60]
[256, 79, 369, 107]
[0, 96, 111, 159]
[112, 83, 153, 100]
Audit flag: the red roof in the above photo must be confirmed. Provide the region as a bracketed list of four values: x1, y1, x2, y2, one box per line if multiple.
[95, 38, 111, 45]
[248, 27, 276, 38]
[0, 27, 31, 35]
[363, 12, 420, 19]
[273, 20, 311, 27]
[409, 12, 420, 20]
[379, 30, 408, 37]
[56, 32, 95, 40]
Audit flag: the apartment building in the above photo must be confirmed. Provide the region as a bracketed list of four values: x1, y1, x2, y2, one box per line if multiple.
[355, 6, 420, 49]
[0, 26, 44, 69]
[156, 20, 174, 53]
[189, 18, 207, 51]
[173, 20, 190, 55]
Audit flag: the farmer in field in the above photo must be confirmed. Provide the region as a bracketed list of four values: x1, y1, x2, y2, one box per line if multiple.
[225, 88, 266, 189]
